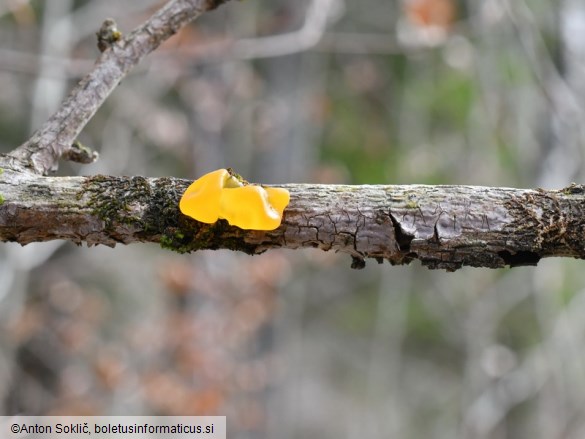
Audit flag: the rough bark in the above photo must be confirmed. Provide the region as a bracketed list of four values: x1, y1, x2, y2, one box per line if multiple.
[1, 168, 584, 271]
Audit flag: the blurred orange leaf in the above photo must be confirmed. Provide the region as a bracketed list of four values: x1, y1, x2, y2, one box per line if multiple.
[405, 0, 456, 30]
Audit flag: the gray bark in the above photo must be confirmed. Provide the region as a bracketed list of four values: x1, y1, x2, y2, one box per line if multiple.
[1, 167, 584, 271]
[8, 0, 230, 176]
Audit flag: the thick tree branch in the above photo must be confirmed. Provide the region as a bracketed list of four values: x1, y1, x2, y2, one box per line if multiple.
[7, 0, 231, 175]
[1, 169, 584, 271]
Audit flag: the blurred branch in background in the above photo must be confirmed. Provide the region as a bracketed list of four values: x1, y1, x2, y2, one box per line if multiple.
[29, 0, 73, 131]
[232, 0, 340, 59]
[0, 48, 93, 77]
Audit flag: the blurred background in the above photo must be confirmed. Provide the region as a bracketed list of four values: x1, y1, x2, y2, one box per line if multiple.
[1, 0, 585, 438]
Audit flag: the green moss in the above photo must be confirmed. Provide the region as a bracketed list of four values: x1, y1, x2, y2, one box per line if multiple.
[156, 217, 258, 255]
[159, 229, 196, 254]
[0, 194, 4, 205]
[83, 175, 153, 231]
[81, 175, 262, 255]
[159, 234, 176, 250]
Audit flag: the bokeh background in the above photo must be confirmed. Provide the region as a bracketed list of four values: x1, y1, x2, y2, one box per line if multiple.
[1, 0, 585, 438]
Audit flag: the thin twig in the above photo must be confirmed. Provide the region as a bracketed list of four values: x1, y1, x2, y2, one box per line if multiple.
[8, 0, 232, 175]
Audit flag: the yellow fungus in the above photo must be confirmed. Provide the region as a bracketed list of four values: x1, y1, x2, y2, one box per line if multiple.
[264, 187, 291, 215]
[179, 169, 234, 224]
[219, 185, 285, 230]
[179, 168, 290, 230]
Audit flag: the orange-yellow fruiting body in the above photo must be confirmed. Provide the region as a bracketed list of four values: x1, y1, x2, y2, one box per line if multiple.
[264, 187, 290, 215]
[179, 168, 290, 231]
[179, 169, 231, 224]
[220, 185, 282, 230]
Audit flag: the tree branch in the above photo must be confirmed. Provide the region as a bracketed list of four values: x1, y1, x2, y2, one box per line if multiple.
[1, 169, 584, 271]
[7, 0, 232, 175]
[3, 0, 583, 272]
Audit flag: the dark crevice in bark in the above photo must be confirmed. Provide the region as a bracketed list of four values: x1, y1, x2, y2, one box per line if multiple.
[498, 250, 541, 267]
[388, 211, 414, 252]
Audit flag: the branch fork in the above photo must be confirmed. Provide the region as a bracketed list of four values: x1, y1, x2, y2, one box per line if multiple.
[6, 0, 233, 175]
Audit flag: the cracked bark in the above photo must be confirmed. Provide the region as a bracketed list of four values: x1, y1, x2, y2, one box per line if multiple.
[2, 168, 585, 271]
